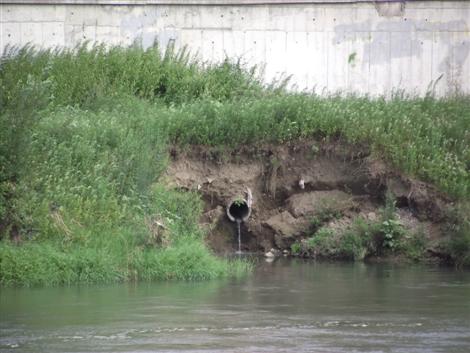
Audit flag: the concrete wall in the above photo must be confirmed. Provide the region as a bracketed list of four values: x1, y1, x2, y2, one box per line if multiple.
[1, 1, 469, 96]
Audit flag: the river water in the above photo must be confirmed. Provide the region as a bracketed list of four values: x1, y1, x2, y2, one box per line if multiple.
[1, 259, 469, 353]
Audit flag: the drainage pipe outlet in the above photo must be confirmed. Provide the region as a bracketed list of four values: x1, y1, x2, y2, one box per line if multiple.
[227, 188, 253, 223]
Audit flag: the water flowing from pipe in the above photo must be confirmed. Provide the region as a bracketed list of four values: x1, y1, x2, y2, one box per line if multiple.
[236, 220, 242, 254]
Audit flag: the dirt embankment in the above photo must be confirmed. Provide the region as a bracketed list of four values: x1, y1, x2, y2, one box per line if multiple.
[166, 141, 452, 262]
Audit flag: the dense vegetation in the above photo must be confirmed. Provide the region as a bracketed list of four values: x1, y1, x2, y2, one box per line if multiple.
[1, 44, 469, 286]
[290, 191, 431, 263]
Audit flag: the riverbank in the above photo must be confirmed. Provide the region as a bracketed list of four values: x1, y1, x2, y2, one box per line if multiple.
[166, 142, 467, 266]
[1, 44, 469, 286]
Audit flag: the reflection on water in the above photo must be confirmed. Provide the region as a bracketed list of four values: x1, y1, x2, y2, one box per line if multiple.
[1, 259, 470, 353]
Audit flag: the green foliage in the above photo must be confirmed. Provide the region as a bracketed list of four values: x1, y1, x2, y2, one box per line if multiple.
[445, 204, 470, 267]
[340, 229, 369, 261]
[379, 219, 404, 251]
[348, 52, 357, 65]
[0, 242, 124, 286]
[310, 207, 342, 229]
[306, 228, 337, 257]
[449, 229, 470, 268]
[401, 229, 427, 262]
[2, 45, 469, 201]
[0, 88, 250, 285]
[295, 206, 413, 262]
[0, 53, 52, 232]
[372, 194, 405, 253]
[232, 197, 246, 207]
[300, 223, 371, 261]
[9, 100, 167, 243]
[0, 236, 251, 286]
[162, 94, 470, 198]
[0, 44, 263, 109]
[290, 242, 302, 256]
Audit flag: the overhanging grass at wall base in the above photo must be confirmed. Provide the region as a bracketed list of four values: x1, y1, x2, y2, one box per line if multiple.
[2, 45, 468, 198]
[162, 94, 469, 198]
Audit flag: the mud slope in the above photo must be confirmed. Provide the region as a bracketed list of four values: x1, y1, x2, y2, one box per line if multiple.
[166, 141, 449, 257]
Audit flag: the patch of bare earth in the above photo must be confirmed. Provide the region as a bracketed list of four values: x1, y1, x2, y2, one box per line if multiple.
[166, 141, 451, 261]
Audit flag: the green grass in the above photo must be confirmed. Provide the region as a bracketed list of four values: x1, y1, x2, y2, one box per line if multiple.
[0, 237, 252, 286]
[2, 45, 468, 198]
[0, 43, 263, 108]
[162, 94, 469, 197]
[444, 203, 470, 267]
[291, 198, 428, 263]
[1, 44, 469, 285]
[0, 99, 252, 285]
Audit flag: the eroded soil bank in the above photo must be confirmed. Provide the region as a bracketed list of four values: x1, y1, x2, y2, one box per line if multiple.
[166, 140, 453, 263]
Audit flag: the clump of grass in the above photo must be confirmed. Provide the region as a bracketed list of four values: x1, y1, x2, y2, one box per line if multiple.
[309, 202, 344, 230]
[444, 203, 470, 267]
[292, 222, 372, 261]
[291, 195, 420, 262]
[290, 242, 302, 256]
[306, 228, 339, 258]
[401, 229, 427, 262]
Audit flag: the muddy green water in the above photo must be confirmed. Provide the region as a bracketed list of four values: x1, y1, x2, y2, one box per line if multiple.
[1, 259, 470, 353]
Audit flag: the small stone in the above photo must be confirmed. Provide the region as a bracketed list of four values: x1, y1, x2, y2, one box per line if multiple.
[367, 212, 377, 221]
[265, 251, 275, 258]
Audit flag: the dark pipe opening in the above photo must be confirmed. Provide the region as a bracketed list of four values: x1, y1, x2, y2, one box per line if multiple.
[228, 201, 250, 221]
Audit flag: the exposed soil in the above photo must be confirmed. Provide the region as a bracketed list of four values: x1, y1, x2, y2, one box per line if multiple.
[166, 140, 451, 260]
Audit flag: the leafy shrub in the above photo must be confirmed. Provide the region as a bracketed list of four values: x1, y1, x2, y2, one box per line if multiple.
[367, 192, 405, 255]
[339, 230, 369, 261]
[379, 219, 404, 251]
